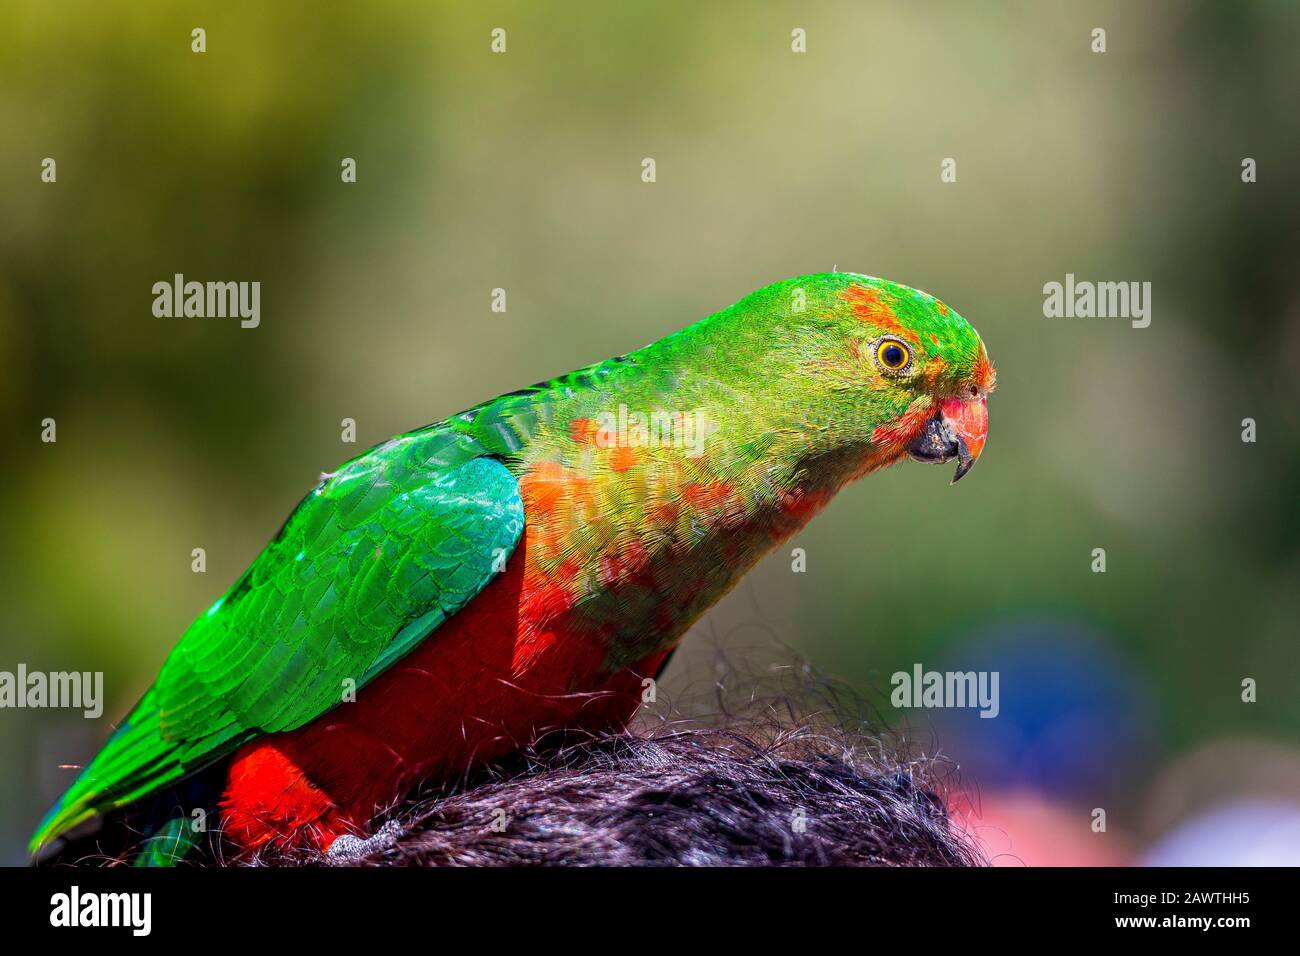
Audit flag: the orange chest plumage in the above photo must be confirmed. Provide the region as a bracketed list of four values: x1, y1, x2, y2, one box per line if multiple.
[219, 458, 838, 852]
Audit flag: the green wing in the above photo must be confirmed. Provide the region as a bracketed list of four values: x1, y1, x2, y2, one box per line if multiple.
[31, 448, 523, 853]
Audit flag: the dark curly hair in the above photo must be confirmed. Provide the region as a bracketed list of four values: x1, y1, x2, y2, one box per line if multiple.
[45, 646, 982, 867]
[306, 727, 980, 867]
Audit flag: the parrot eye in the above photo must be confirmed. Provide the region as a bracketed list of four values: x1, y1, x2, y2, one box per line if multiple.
[874, 338, 911, 372]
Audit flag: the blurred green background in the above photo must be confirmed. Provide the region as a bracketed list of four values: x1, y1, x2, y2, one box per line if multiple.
[2, 1, 1298, 864]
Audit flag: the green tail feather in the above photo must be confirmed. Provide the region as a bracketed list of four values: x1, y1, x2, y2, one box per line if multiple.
[133, 815, 196, 867]
[29, 688, 188, 856]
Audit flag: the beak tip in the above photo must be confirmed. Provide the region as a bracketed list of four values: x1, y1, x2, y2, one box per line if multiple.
[949, 443, 976, 484]
[907, 396, 986, 485]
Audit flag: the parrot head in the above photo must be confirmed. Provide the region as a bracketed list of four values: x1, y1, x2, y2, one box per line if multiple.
[713, 272, 994, 484]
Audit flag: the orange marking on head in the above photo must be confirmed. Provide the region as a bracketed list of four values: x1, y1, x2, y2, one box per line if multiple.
[974, 348, 996, 392]
[839, 283, 920, 346]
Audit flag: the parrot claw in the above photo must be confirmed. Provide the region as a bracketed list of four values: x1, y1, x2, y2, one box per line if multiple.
[326, 820, 402, 862]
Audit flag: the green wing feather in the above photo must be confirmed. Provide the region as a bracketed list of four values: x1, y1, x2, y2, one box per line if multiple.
[31, 443, 523, 854]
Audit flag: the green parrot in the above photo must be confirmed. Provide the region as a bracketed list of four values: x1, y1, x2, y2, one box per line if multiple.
[31, 272, 993, 863]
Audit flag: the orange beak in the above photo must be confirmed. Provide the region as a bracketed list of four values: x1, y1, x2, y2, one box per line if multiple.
[906, 394, 989, 484]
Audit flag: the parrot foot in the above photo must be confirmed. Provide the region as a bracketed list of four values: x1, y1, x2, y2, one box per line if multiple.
[325, 820, 402, 862]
